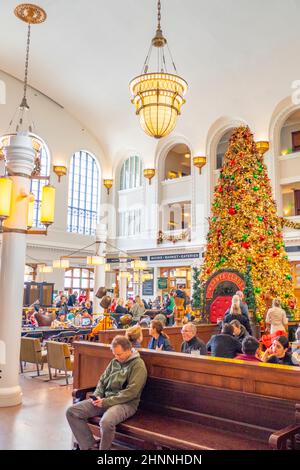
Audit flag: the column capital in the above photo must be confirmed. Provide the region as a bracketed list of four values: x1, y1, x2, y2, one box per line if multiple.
[4, 133, 35, 176]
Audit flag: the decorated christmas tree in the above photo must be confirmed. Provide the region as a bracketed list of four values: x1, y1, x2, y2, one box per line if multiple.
[201, 126, 296, 321]
[192, 265, 202, 310]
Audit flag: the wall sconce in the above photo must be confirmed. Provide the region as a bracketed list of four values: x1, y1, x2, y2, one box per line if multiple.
[144, 168, 156, 185]
[256, 141, 269, 156]
[193, 156, 207, 174]
[53, 165, 67, 182]
[103, 179, 113, 194]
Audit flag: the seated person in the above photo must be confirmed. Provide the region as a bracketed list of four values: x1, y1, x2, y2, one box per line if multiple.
[153, 313, 167, 327]
[230, 319, 249, 344]
[51, 313, 68, 328]
[291, 327, 300, 364]
[30, 299, 41, 312]
[74, 312, 82, 327]
[125, 325, 143, 348]
[261, 335, 299, 366]
[66, 336, 147, 450]
[207, 324, 242, 359]
[235, 336, 261, 362]
[66, 311, 75, 323]
[81, 311, 92, 327]
[115, 299, 128, 315]
[181, 322, 206, 355]
[130, 296, 145, 323]
[55, 295, 68, 313]
[29, 311, 38, 327]
[148, 320, 174, 352]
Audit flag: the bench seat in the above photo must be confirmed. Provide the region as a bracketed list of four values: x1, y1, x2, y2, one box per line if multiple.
[87, 409, 269, 450]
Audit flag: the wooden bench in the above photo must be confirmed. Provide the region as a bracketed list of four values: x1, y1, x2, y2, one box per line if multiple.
[269, 404, 300, 449]
[94, 324, 218, 352]
[73, 342, 300, 450]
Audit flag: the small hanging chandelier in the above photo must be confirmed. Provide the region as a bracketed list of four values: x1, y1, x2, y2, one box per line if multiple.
[129, 0, 187, 139]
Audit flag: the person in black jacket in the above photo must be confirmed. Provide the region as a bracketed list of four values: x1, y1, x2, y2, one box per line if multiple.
[207, 324, 242, 359]
[230, 319, 249, 344]
[181, 322, 206, 355]
[262, 335, 299, 366]
[223, 295, 252, 335]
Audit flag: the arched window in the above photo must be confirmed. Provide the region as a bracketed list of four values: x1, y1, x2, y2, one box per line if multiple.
[164, 144, 191, 180]
[30, 137, 50, 227]
[68, 151, 100, 235]
[120, 156, 143, 190]
[216, 130, 234, 170]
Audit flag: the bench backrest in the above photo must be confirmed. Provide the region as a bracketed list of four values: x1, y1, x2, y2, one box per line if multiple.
[95, 324, 218, 352]
[73, 342, 300, 438]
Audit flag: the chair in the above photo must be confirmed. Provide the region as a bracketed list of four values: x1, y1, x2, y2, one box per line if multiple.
[20, 337, 47, 376]
[46, 341, 74, 385]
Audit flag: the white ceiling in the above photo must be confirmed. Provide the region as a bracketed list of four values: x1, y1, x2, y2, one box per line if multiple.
[1, 0, 300, 164]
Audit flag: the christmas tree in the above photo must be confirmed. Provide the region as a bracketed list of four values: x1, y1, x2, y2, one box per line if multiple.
[192, 265, 202, 310]
[244, 264, 257, 319]
[201, 126, 296, 321]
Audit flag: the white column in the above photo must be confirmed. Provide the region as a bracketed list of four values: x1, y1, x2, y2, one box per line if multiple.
[0, 133, 35, 407]
[93, 224, 108, 314]
[119, 256, 128, 301]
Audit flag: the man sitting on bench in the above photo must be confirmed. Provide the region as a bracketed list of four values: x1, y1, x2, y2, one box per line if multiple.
[66, 336, 147, 450]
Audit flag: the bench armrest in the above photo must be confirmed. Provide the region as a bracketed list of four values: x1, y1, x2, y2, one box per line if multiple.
[269, 424, 300, 449]
[72, 387, 95, 402]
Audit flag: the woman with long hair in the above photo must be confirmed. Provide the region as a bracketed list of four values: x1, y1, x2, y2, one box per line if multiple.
[265, 299, 288, 335]
[223, 295, 252, 335]
[148, 320, 173, 351]
[125, 324, 143, 348]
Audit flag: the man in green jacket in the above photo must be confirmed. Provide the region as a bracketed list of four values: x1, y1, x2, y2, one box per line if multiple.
[66, 336, 147, 450]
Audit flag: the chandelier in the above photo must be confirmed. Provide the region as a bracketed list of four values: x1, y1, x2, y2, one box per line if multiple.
[0, 4, 47, 176]
[129, 0, 187, 139]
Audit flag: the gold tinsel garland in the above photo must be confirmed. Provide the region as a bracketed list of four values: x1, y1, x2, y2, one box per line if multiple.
[157, 229, 190, 244]
[280, 218, 300, 230]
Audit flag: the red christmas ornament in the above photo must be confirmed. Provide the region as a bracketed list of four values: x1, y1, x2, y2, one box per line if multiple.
[227, 240, 233, 247]
[206, 269, 211, 275]
[229, 159, 236, 167]
[272, 251, 279, 257]
[228, 208, 236, 215]
[259, 235, 266, 241]
[218, 186, 223, 193]
[242, 242, 250, 249]
[288, 300, 295, 309]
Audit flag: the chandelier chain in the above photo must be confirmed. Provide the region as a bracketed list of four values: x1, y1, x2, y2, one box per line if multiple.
[157, 0, 161, 29]
[21, 23, 31, 109]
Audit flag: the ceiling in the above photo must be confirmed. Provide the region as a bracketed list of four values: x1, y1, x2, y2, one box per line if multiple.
[1, 0, 300, 164]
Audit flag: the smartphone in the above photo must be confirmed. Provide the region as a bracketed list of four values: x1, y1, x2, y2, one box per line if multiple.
[90, 395, 98, 401]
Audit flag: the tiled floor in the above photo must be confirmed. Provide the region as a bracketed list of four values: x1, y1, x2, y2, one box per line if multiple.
[0, 366, 73, 450]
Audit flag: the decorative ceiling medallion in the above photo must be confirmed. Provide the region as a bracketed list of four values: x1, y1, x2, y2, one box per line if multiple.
[14, 3, 47, 24]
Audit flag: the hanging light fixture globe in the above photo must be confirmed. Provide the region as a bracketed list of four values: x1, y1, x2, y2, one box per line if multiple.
[129, 1, 187, 139]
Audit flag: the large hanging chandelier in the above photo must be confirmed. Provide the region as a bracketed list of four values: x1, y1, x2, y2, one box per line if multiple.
[129, 0, 187, 139]
[0, 4, 47, 175]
